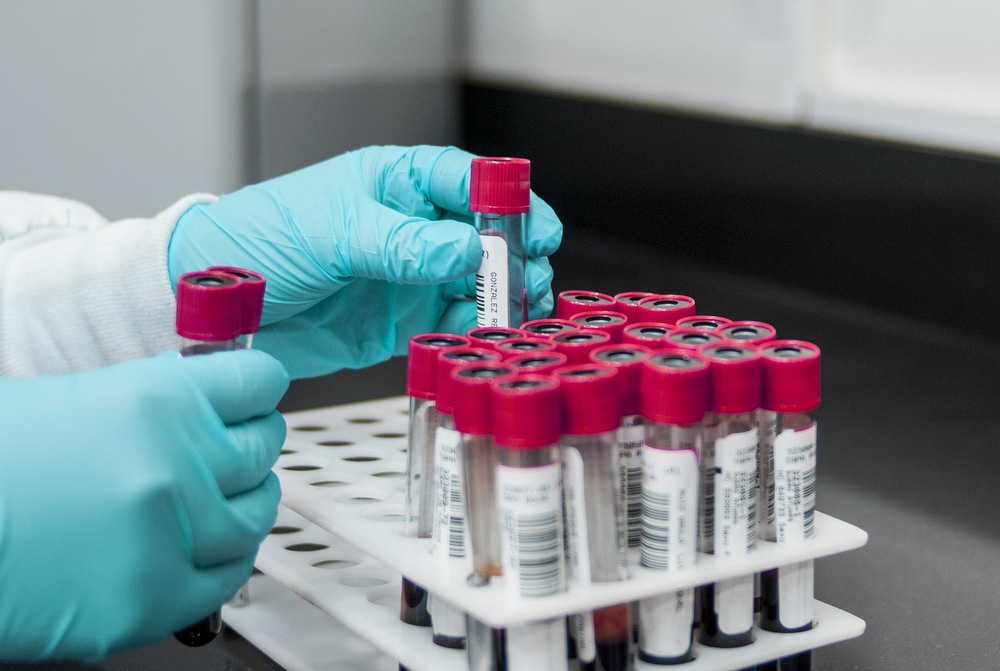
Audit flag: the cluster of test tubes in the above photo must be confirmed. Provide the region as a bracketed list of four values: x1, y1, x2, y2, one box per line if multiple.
[402, 289, 820, 671]
[173, 266, 267, 647]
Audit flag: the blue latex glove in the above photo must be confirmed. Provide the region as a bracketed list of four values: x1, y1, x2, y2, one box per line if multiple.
[167, 145, 562, 379]
[0, 350, 289, 662]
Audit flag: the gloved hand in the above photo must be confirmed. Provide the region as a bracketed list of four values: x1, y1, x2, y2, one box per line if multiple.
[0, 350, 289, 662]
[167, 145, 562, 378]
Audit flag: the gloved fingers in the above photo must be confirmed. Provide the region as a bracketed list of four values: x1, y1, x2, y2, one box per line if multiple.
[525, 193, 563, 258]
[178, 349, 290, 424]
[344, 205, 481, 284]
[190, 472, 281, 568]
[435, 297, 478, 336]
[179, 552, 258, 632]
[527, 287, 556, 321]
[209, 411, 287, 496]
[525, 256, 555, 307]
[358, 145, 474, 220]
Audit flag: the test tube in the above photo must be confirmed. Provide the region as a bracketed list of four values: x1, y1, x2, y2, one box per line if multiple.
[492, 376, 569, 671]
[172, 271, 243, 647]
[758, 341, 819, 654]
[637, 350, 709, 665]
[613, 291, 656, 322]
[621, 323, 673, 349]
[697, 343, 762, 648]
[402, 333, 471, 626]
[634, 295, 696, 326]
[471, 157, 529, 328]
[506, 352, 570, 377]
[570, 310, 628, 344]
[556, 364, 630, 671]
[467, 327, 527, 351]
[550, 329, 612, 365]
[675, 315, 732, 331]
[495, 337, 558, 359]
[719, 321, 777, 346]
[521, 318, 579, 339]
[206, 266, 265, 348]
[667, 327, 724, 351]
[556, 290, 616, 319]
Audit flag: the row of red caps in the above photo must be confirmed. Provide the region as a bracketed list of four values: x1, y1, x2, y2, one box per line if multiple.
[175, 267, 267, 341]
[407, 289, 820, 450]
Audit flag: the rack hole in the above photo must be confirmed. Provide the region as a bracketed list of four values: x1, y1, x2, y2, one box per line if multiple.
[343, 456, 381, 463]
[347, 417, 380, 424]
[292, 425, 327, 432]
[285, 543, 328, 552]
[312, 558, 360, 570]
[269, 526, 302, 535]
[282, 464, 322, 471]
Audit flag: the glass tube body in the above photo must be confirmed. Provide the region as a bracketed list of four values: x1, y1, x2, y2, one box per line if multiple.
[698, 411, 757, 648]
[429, 412, 468, 648]
[476, 211, 527, 328]
[637, 421, 700, 665]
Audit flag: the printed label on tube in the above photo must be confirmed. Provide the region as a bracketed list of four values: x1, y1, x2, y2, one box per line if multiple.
[563, 447, 596, 663]
[432, 426, 468, 565]
[640, 446, 698, 571]
[498, 462, 563, 597]
[638, 588, 694, 659]
[773, 423, 817, 544]
[619, 423, 644, 549]
[715, 427, 758, 559]
[476, 235, 510, 328]
[778, 560, 815, 629]
[758, 410, 777, 538]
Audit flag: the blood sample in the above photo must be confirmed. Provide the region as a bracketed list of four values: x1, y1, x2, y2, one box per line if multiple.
[758, 341, 820, 656]
[402, 333, 471, 627]
[556, 365, 630, 671]
[613, 291, 656, 322]
[675, 315, 732, 331]
[521, 318, 579, 339]
[621, 323, 673, 349]
[550, 329, 612, 365]
[492, 376, 569, 671]
[556, 290, 616, 319]
[506, 352, 570, 377]
[634, 295, 696, 326]
[637, 350, 708, 665]
[570, 310, 628, 344]
[172, 271, 243, 647]
[697, 343, 762, 648]
[719, 321, 777, 346]
[666, 327, 724, 351]
[206, 266, 265, 348]
[495, 337, 558, 359]
[471, 157, 529, 328]
[467, 327, 527, 351]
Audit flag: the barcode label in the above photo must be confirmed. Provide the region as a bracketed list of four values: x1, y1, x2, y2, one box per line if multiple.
[699, 428, 717, 553]
[640, 446, 698, 572]
[618, 424, 644, 548]
[774, 423, 817, 544]
[498, 462, 564, 597]
[476, 235, 509, 328]
[715, 427, 758, 558]
[432, 427, 468, 563]
[758, 410, 777, 538]
[563, 447, 596, 663]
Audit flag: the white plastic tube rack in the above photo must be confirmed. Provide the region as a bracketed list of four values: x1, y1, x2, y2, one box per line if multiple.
[227, 396, 868, 671]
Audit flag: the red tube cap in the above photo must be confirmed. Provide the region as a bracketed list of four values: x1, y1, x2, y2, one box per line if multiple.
[571, 310, 627, 343]
[635, 294, 697, 326]
[622, 322, 673, 348]
[555, 364, 621, 434]
[467, 327, 526, 351]
[492, 375, 563, 449]
[176, 272, 243, 341]
[556, 291, 616, 319]
[675, 315, 732, 331]
[667, 327, 724, 351]
[614, 291, 656, 322]
[406, 333, 471, 400]
[761, 340, 821, 412]
[701, 343, 763, 414]
[436, 347, 503, 416]
[495, 337, 558, 359]
[451, 363, 517, 435]
[640, 349, 710, 425]
[522, 318, 579, 339]
[551, 329, 612, 365]
[206, 266, 266, 335]
[719, 321, 777, 345]
[506, 352, 569, 376]
[590, 343, 652, 417]
[470, 157, 530, 214]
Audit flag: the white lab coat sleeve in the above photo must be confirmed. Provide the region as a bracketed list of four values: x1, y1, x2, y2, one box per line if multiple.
[0, 191, 217, 377]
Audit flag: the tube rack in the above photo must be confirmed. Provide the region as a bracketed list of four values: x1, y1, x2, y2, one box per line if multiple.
[225, 396, 867, 670]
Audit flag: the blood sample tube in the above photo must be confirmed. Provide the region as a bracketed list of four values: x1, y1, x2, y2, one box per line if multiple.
[637, 350, 709, 665]
[667, 327, 724, 351]
[758, 341, 819, 655]
[506, 351, 570, 377]
[697, 343, 762, 648]
[495, 337, 558, 359]
[719, 321, 777, 346]
[521, 318, 579, 339]
[173, 271, 243, 647]
[402, 333, 471, 626]
[467, 326, 527, 351]
[492, 376, 569, 671]
[556, 364, 630, 671]
[471, 157, 529, 328]
[621, 322, 673, 349]
[613, 291, 656, 322]
[675, 315, 732, 331]
[570, 310, 628, 344]
[634, 294, 696, 326]
[206, 266, 265, 348]
[550, 329, 612, 365]
[556, 290, 616, 319]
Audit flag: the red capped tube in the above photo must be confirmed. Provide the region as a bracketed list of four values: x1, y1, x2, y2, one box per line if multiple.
[506, 351, 570, 376]
[635, 294, 696, 326]
[466, 327, 527, 351]
[206, 266, 266, 344]
[557, 290, 616, 319]
[436, 347, 503, 417]
[667, 327, 724, 351]
[522, 317, 579, 339]
[719, 320, 777, 346]
[551, 329, 612, 365]
[614, 291, 656, 322]
[495, 337, 558, 359]
[621, 322, 673, 349]
[571, 310, 628, 344]
[676, 315, 732, 331]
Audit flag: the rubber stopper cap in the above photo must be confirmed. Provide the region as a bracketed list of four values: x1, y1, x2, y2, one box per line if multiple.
[556, 364, 621, 434]
[176, 271, 243, 341]
[701, 343, 763, 414]
[667, 327, 724, 351]
[521, 318, 579, 339]
[207, 266, 266, 335]
[590, 343, 652, 417]
[571, 310, 628, 343]
[495, 337, 558, 359]
[492, 375, 563, 448]
[556, 291, 616, 319]
[506, 352, 569, 376]
[614, 292, 656, 322]
[451, 363, 517, 435]
[470, 157, 530, 214]
[640, 349, 710, 425]
[761, 340, 821, 412]
[406, 333, 471, 400]
[466, 327, 527, 351]
[635, 294, 697, 326]
[622, 322, 673, 348]
[719, 321, 777, 345]
[675, 315, 732, 331]
[551, 329, 612, 365]
[436, 347, 503, 416]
